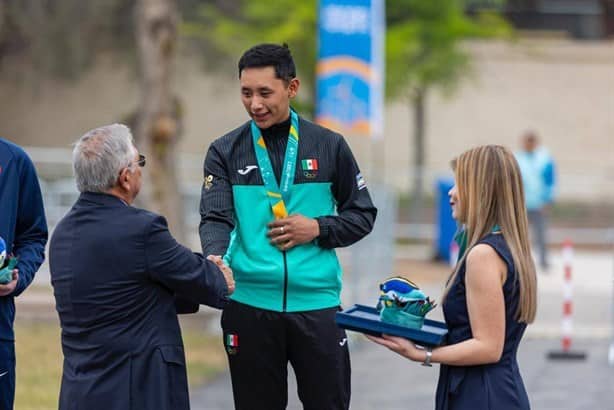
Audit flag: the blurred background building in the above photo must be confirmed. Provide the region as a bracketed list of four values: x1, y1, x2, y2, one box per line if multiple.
[0, 0, 612, 240]
[1, 1, 613, 408]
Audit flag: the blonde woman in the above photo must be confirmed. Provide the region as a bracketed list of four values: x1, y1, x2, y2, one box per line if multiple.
[368, 145, 536, 410]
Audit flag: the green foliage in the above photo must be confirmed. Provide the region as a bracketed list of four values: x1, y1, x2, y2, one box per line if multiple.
[0, 0, 512, 99]
[0, 0, 135, 81]
[182, 0, 318, 114]
[183, 0, 512, 114]
[465, 0, 507, 9]
[385, 0, 512, 100]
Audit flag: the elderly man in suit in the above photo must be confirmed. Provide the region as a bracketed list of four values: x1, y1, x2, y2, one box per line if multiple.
[49, 123, 234, 410]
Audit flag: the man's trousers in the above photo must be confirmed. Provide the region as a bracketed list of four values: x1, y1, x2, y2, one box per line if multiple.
[221, 301, 351, 410]
[0, 341, 15, 410]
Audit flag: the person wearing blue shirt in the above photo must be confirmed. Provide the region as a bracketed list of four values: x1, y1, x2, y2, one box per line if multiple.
[0, 138, 48, 410]
[514, 131, 556, 270]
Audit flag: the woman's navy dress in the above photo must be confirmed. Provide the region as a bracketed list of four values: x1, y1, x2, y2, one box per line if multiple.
[435, 233, 531, 410]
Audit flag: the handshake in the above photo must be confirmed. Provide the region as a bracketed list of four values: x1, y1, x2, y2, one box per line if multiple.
[175, 253, 235, 313]
[207, 255, 235, 295]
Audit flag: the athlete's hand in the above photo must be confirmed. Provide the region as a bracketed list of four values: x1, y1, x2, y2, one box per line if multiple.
[267, 214, 320, 251]
[207, 255, 235, 295]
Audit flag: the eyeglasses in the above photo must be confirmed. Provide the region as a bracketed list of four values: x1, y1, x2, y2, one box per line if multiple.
[135, 154, 146, 167]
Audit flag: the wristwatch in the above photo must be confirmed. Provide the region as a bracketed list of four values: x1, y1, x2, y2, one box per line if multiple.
[421, 347, 433, 367]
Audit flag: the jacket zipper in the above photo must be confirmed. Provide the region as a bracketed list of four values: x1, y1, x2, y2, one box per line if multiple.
[282, 250, 288, 312]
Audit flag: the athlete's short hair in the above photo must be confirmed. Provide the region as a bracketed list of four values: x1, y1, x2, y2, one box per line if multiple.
[238, 43, 296, 84]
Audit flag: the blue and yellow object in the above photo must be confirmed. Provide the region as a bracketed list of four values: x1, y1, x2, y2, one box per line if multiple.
[377, 276, 436, 329]
[0, 235, 19, 284]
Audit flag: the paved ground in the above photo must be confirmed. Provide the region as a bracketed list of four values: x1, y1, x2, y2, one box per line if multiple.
[190, 246, 614, 410]
[23, 245, 614, 409]
[191, 338, 614, 410]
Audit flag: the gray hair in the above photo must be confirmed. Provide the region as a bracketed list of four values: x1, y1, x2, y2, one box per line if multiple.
[72, 124, 137, 193]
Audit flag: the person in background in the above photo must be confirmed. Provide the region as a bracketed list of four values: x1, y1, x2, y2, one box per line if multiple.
[0, 137, 48, 410]
[49, 124, 234, 410]
[368, 145, 536, 410]
[515, 131, 556, 270]
[199, 43, 377, 410]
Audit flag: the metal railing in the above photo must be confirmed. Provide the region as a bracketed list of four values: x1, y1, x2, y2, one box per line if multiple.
[26, 146, 614, 248]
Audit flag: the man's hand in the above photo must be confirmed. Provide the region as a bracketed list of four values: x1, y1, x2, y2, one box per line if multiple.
[0, 269, 19, 297]
[207, 255, 235, 294]
[267, 214, 320, 251]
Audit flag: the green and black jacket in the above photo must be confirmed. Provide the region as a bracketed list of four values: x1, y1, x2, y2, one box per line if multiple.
[199, 115, 377, 312]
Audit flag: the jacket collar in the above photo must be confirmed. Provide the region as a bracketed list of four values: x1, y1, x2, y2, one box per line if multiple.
[78, 191, 129, 207]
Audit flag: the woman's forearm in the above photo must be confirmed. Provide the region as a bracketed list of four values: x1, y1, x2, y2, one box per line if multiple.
[429, 337, 503, 366]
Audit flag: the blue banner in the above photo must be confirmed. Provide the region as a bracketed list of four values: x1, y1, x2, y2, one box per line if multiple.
[316, 0, 384, 139]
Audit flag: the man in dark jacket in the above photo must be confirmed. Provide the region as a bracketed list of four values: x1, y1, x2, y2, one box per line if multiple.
[50, 123, 234, 410]
[0, 138, 48, 410]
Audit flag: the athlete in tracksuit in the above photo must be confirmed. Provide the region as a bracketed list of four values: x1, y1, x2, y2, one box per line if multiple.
[199, 44, 376, 410]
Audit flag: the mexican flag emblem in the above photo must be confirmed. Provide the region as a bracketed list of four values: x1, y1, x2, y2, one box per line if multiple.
[225, 333, 239, 355]
[226, 334, 238, 347]
[301, 159, 319, 170]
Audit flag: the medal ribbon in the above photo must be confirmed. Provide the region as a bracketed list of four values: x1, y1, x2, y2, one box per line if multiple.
[251, 109, 299, 219]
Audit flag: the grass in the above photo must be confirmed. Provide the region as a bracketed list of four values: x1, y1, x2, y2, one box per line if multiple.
[181, 317, 228, 386]
[13, 318, 227, 409]
[14, 321, 62, 410]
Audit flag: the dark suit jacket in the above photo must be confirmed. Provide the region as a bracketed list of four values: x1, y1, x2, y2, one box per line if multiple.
[49, 192, 228, 410]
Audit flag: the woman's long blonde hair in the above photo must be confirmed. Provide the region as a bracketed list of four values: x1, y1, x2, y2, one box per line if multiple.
[442, 145, 537, 323]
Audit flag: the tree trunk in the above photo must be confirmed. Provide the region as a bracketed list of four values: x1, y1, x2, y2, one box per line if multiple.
[134, 0, 184, 240]
[409, 87, 426, 224]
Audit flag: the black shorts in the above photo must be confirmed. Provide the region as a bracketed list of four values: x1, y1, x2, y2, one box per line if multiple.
[221, 301, 351, 410]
